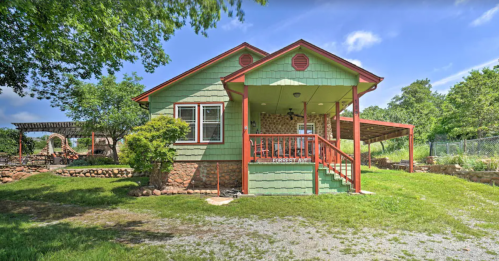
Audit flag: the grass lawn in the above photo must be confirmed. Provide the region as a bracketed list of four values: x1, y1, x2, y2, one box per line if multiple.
[65, 165, 131, 169]
[1, 167, 499, 260]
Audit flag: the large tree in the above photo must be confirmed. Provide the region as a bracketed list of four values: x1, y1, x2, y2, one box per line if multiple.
[0, 128, 35, 156]
[65, 73, 149, 163]
[441, 68, 499, 139]
[0, 0, 266, 106]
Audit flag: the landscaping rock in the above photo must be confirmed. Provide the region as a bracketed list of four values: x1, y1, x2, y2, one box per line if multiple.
[153, 189, 161, 196]
[2, 177, 13, 183]
[142, 189, 152, 196]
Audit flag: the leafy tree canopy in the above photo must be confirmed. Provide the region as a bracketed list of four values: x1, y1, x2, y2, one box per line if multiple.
[0, 0, 266, 106]
[65, 73, 149, 163]
[0, 128, 35, 156]
[121, 115, 189, 189]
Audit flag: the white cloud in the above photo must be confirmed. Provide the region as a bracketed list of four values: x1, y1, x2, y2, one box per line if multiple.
[344, 31, 382, 52]
[433, 58, 499, 88]
[10, 112, 40, 122]
[346, 59, 362, 68]
[0, 87, 34, 106]
[471, 4, 499, 26]
[222, 19, 253, 32]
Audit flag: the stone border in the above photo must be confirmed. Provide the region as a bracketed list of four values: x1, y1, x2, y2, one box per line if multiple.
[128, 187, 219, 197]
[55, 168, 144, 178]
[1, 166, 49, 184]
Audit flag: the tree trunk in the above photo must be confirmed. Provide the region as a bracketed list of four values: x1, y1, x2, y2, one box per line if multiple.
[380, 141, 385, 153]
[149, 162, 168, 190]
[111, 142, 119, 164]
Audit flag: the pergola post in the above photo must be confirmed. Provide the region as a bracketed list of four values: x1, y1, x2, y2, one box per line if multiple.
[352, 86, 361, 193]
[409, 127, 414, 173]
[92, 132, 95, 156]
[19, 131, 22, 165]
[242, 85, 249, 194]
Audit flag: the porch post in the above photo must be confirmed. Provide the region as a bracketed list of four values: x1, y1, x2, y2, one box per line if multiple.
[335, 102, 341, 164]
[368, 143, 371, 168]
[19, 131, 22, 165]
[409, 127, 414, 173]
[323, 114, 328, 139]
[303, 102, 308, 157]
[242, 85, 250, 194]
[352, 86, 361, 193]
[92, 132, 95, 156]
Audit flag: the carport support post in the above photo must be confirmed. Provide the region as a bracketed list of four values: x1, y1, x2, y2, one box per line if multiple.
[242, 85, 249, 194]
[19, 131, 22, 165]
[92, 132, 95, 156]
[409, 127, 414, 173]
[368, 143, 371, 168]
[352, 86, 361, 193]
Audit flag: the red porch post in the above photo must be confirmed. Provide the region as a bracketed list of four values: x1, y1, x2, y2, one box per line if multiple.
[242, 85, 250, 194]
[352, 86, 361, 193]
[368, 143, 371, 168]
[92, 132, 95, 156]
[409, 127, 414, 173]
[19, 131, 22, 165]
[335, 102, 341, 164]
[314, 136, 319, 195]
[303, 102, 308, 157]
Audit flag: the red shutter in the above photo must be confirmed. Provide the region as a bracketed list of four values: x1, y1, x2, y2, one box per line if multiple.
[239, 54, 253, 67]
[292, 54, 309, 71]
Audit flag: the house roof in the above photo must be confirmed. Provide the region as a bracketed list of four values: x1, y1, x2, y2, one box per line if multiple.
[221, 39, 384, 84]
[132, 42, 269, 102]
[331, 117, 414, 144]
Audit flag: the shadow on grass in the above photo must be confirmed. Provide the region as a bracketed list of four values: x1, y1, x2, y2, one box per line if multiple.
[0, 212, 174, 260]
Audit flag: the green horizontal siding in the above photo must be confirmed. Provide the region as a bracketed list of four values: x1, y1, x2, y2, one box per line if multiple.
[245, 49, 358, 86]
[248, 163, 350, 195]
[149, 51, 261, 161]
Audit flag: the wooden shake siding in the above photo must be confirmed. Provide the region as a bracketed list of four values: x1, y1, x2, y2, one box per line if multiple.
[245, 49, 358, 86]
[149, 51, 260, 161]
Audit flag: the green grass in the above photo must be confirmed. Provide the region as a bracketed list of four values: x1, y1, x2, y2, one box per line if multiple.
[65, 165, 131, 169]
[341, 140, 429, 162]
[1, 167, 499, 237]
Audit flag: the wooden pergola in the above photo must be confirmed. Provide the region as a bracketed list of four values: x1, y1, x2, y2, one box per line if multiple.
[12, 122, 106, 164]
[331, 117, 415, 172]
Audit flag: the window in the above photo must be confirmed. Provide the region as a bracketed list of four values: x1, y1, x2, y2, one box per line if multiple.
[176, 104, 198, 143]
[174, 103, 224, 144]
[297, 123, 315, 134]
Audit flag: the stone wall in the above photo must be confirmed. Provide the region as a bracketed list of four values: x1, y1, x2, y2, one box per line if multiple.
[260, 114, 333, 139]
[1, 166, 49, 183]
[167, 161, 242, 189]
[55, 168, 138, 178]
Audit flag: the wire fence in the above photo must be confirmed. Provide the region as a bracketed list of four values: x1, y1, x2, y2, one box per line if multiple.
[430, 136, 499, 157]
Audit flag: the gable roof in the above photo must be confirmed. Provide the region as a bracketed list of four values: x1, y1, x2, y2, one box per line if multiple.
[132, 42, 268, 102]
[221, 39, 384, 84]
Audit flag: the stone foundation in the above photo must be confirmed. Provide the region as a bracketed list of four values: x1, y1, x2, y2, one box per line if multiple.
[1, 166, 49, 183]
[55, 168, 140, 178]
[167, 161, 242, 189]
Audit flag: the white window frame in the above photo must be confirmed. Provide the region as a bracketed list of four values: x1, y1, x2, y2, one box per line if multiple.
[200, 104, 224, 143]
[175, 104, 198, 143]
[297, 123, 315, 134]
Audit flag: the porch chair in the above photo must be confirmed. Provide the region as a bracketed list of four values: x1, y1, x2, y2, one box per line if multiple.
[250, 139, 269, 158]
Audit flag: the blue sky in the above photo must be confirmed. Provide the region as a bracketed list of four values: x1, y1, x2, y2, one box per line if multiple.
[1, 0, 499, 137]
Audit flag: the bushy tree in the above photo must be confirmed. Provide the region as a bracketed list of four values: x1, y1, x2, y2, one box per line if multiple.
[441, 68, 499, 139]
[0, 128, 35, 156]
[121, 116, 189, 189]
[65, 73, 149, 163]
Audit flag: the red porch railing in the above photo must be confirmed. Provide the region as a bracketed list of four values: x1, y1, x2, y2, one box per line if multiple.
[249, 134, 355, 194]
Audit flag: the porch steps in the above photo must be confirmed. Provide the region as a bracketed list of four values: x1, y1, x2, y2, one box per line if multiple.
[318, 167, 352, 194]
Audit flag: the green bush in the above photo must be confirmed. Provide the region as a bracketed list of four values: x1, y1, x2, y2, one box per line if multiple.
[68, 159, 90, 167]
[87, 157, 114, 165]
[436, 154, 499, 171]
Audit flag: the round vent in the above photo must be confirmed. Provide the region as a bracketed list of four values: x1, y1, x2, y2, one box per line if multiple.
[292, 54, 309, 71]
[239, 54, 253, 67]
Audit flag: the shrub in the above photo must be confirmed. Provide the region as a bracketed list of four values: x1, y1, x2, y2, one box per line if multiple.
[68, 159, 90, 167]
[86, 156, 114, 165]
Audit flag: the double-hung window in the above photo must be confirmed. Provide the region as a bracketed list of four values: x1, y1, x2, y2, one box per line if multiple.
[174, 103, 223, 144]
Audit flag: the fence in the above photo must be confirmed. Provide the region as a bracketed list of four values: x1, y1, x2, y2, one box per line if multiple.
[431, 136, 499, 157]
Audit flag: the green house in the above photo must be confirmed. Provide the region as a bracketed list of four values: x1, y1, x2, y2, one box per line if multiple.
[133, 39, 414, 195]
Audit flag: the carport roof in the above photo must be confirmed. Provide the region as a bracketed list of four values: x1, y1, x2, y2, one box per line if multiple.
[331, 117, 414, 144]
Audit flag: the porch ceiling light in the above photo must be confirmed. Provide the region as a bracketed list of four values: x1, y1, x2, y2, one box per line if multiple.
[261, 103, 266, 105]
[318, 103, 323, 106]
[293, 92, 301, 98]
[311, 112, 316, 114]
